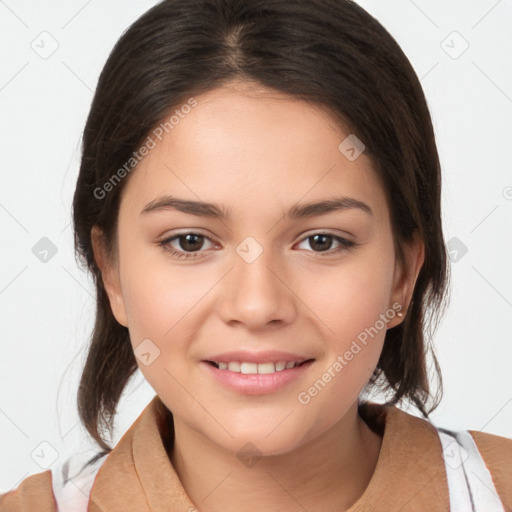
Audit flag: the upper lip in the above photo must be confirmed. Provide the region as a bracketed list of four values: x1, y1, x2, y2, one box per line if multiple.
[203, 350, 314, 364]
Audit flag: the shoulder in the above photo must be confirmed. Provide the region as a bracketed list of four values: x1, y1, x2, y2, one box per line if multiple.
[361, 400, 512, 509]
[0, 449, 109, 512]
[0, 470, 55, 512]
[468, 428, 512, 465]
[468, 429, 512, 508]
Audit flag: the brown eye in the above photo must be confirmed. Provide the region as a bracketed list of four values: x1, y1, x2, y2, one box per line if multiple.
[158, 232, 216, 259]
[308, 234, 334, 252]
[176, 233, 205, 252]
[297, 232, 356, 255]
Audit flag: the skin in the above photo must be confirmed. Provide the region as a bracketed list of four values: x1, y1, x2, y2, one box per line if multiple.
[92, 80, 424, 511]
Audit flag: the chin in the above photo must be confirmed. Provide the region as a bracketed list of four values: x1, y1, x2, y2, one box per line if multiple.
[206, 420, 309, 459]
[225, 436, 301, 460]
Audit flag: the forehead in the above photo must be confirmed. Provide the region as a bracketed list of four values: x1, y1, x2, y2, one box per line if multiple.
[120, 83, 389, 222]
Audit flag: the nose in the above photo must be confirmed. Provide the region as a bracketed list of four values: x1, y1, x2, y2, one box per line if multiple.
[218, 244, 297, 331]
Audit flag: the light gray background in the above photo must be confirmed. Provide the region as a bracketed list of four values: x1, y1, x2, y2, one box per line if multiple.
[1, 0, 511, 492]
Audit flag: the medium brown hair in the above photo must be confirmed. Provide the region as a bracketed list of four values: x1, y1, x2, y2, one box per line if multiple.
[72, 0, 450, 452]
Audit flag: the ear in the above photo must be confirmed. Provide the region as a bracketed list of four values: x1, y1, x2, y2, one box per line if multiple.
[388, 230, 425, 328]
[91, 225, 129, 327]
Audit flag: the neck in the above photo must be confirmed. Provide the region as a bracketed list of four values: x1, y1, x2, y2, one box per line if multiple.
[169, 402, 382, 512]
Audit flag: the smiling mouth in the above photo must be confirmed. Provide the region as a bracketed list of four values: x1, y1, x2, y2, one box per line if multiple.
[205, 359, 314, 374]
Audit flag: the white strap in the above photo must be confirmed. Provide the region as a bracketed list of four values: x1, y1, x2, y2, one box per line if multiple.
[51, 449, 108, 512]
[438, 428, 506, 512]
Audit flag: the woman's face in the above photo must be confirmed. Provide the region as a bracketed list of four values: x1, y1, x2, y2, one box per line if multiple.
[94, 81, 423, 456]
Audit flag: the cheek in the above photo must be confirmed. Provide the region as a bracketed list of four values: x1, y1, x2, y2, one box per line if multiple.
[294, 242, 395, 404]
[303, 243, 395, 345]
[117, 250, 205, 399]
[117, 242, 199, 347]
[295, 273, 391, 432]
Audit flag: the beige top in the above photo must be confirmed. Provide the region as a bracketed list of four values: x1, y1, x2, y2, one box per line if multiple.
[1, 394, 511, 511]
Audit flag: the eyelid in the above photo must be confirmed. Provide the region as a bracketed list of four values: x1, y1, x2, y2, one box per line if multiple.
[158, 228, 216, 241]
[158, 230, 218, 248]
[298, 228, 354, 241]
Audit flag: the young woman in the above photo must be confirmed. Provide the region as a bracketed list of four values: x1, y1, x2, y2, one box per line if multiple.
[2, 0, 511, 511]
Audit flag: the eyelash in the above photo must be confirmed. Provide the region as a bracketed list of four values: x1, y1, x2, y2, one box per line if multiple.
[157, 231, 357, 260]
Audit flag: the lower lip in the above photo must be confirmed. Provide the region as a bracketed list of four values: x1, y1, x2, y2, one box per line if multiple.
[201, 360, 315, 395]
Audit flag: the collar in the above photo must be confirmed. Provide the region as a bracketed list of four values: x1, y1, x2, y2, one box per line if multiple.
[88, 395, 449, 511]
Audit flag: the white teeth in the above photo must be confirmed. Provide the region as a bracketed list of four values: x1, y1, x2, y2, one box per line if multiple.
[257, 362, 275, 374]
[240, 362, 258, 374]
[227, 361, 241, 372]
[212, 360, 304, 374]
[275, 361, 286, 371]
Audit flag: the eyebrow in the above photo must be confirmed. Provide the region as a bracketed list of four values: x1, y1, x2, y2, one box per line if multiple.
[140, 195, 373, 219]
